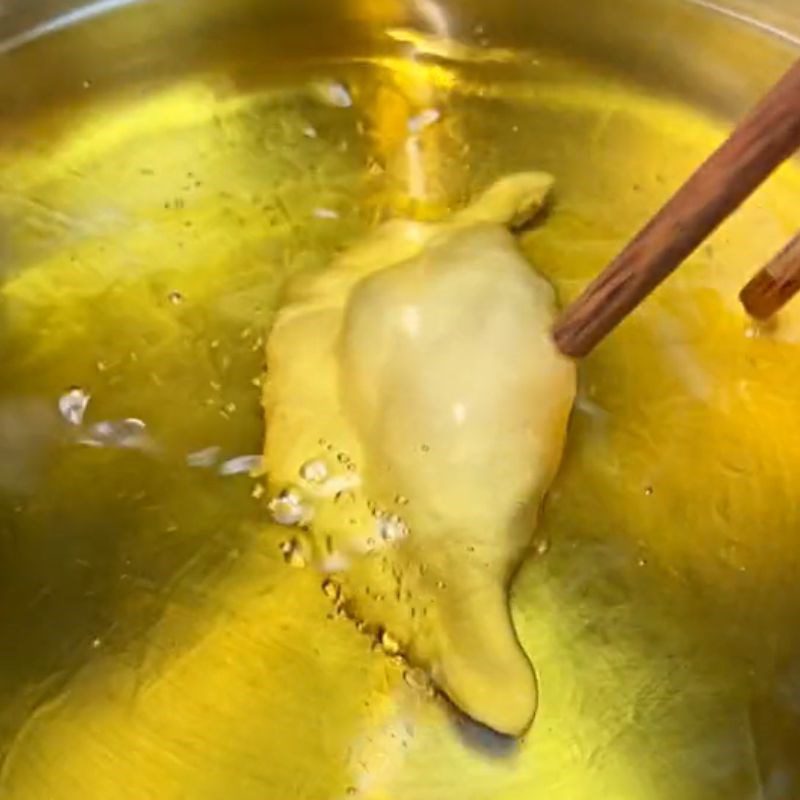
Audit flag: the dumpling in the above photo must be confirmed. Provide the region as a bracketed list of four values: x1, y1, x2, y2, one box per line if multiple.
[262, 172, 576, 736]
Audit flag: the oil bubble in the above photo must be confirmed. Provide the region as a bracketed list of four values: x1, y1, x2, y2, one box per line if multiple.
[313, 80, 353, 108]
[269, 489, 310, 526]
[300, 459, 328, 483]
[58, 387, 90, 426]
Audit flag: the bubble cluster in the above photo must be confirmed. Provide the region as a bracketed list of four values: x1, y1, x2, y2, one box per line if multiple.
[376, 513, 408, 543]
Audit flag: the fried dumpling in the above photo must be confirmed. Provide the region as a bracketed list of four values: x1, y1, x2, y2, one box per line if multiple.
[263, 172, 576, 735]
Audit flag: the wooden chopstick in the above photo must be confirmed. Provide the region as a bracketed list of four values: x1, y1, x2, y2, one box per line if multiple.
[740, 232, 800, 320]
[553, 58, 800, 358]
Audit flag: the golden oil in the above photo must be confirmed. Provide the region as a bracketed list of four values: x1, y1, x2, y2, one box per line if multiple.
[2, 30, 800, 800]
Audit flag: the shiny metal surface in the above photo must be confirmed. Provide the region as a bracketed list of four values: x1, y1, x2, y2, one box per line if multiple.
[1, 1, 800, 798]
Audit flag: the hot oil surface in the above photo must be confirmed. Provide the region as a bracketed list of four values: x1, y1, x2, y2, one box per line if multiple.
[2, 40, 800, 800]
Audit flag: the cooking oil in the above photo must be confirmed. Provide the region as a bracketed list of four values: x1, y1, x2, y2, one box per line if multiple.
[1, 21, 800, 800]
